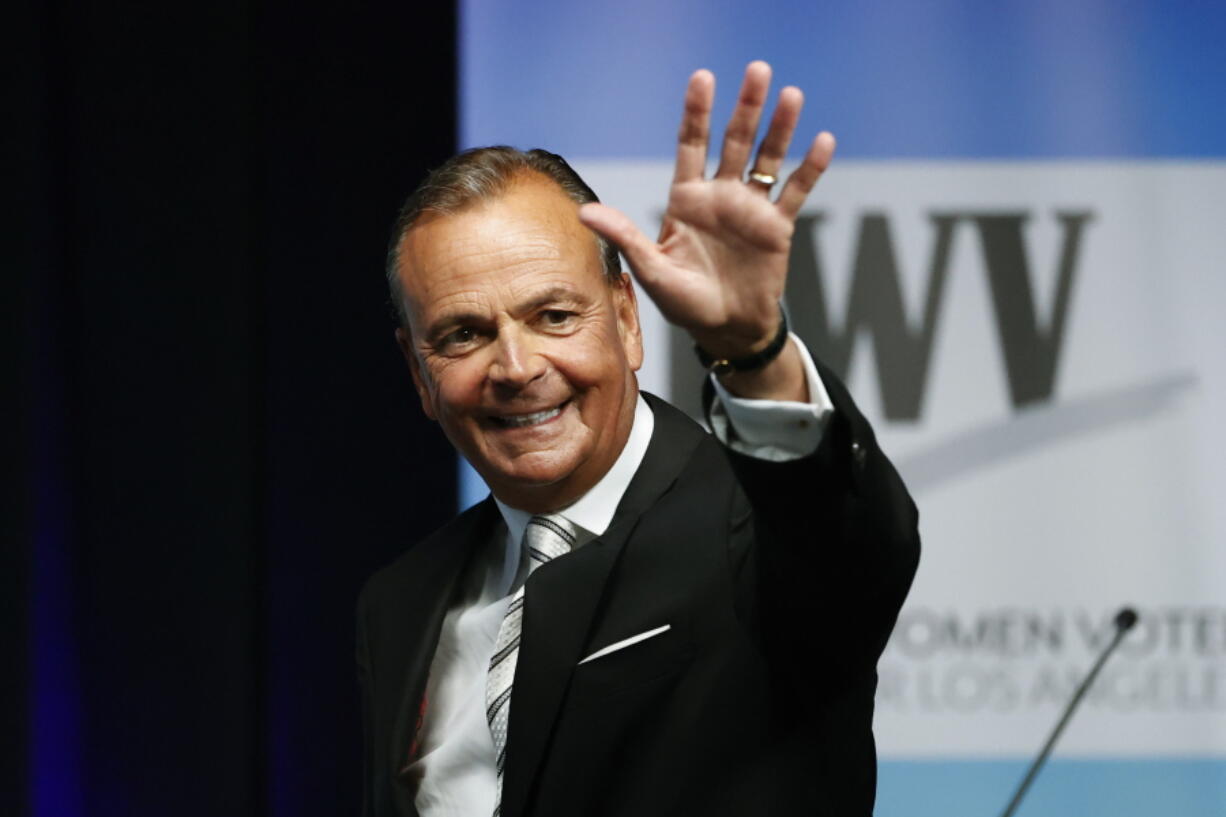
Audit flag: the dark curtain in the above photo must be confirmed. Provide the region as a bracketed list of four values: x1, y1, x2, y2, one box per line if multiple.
[10, 2, 459, 815]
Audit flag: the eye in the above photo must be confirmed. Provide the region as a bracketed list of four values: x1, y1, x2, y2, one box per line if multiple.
[439, 326, 478, 351]
[540, 309, 574, 328]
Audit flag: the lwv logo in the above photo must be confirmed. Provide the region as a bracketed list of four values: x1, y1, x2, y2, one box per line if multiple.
[784, 211, 1094, 421]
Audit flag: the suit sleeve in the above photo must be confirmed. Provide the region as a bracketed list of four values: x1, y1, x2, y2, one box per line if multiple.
[706, 358, 921, 697]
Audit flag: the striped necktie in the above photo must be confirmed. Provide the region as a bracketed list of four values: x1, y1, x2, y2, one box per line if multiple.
[487, 514, 576, 815]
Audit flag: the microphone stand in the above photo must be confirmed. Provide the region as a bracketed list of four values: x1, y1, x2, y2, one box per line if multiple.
[998, 607, 1138, 817]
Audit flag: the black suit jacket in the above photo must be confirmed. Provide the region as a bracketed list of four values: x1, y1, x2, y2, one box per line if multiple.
[357, 366, 920, 817]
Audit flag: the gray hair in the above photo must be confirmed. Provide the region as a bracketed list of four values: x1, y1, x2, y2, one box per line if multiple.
[385, 146, 623, 327]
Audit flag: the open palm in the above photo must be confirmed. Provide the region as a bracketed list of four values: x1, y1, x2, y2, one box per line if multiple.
[580, 61, 836, 360]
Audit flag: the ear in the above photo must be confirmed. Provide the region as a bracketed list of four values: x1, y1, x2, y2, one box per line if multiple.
[612, 272, 643, 372]
[396, 326, 437, 421]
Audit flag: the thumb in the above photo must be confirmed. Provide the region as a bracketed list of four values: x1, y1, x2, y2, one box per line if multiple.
[578, 203, 663, 285]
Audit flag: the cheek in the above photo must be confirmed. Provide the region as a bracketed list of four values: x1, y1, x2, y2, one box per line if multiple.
[552, 333, 629, 392]
[426, 359, 484, 416]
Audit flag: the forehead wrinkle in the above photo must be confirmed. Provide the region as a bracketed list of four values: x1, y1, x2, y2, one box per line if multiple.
[410, 222, 580, 292]
[399, 175, 605, 335]
[411, 230, 590, 302]
[416, 267, 596, 341]
[438, 274, 592, 321]
[420, 254, 585, 309]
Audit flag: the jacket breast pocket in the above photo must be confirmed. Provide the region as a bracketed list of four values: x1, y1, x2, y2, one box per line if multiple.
[567, 622, 693, 703]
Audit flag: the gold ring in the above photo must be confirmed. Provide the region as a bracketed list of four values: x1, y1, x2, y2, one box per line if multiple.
[747, 171, 777, 187]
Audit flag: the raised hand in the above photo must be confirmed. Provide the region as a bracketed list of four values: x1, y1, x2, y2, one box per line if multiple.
[578, 60, 835, 395]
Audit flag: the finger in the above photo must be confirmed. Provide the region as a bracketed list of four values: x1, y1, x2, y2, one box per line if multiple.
[578, 202, 665, 285]
[715, 61, 772, 180]
[675, 70, 715, 183]
[581, 204, 709, 328]
[747, 86, 803, 196]
[776, 131, 836, 220]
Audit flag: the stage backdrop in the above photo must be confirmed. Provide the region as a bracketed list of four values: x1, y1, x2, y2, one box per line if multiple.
[457, 3, 1226, 814]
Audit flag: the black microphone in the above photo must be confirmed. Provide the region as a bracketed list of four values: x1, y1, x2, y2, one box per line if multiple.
[998, 607, 1139, 817]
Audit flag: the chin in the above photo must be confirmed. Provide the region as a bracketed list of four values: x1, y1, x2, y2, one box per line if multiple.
[476, 450, 588, 504]
[502, 453, 583, 488]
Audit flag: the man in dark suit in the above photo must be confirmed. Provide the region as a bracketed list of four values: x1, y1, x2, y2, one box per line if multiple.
[358, 62, 919, 816]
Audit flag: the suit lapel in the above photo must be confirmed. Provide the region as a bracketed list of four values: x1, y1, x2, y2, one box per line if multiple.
[390, 497, 502, 786]
[500, 394, 706, 817]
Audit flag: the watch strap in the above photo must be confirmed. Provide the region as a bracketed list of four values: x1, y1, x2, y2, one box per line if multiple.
[694, 306, 790, 376]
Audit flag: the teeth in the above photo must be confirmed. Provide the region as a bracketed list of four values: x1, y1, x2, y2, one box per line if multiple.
[498, 405, 562, 428]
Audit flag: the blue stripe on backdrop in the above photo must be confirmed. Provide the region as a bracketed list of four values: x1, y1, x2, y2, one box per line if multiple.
[877, 758, 1226, 817]
[461, 0, 1226, 159]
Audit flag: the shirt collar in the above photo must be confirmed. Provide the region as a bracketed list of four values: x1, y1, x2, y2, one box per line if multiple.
[493, 394, 654, 585]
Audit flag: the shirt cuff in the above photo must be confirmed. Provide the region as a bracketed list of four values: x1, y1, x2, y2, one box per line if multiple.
[707, 334, 834, 462]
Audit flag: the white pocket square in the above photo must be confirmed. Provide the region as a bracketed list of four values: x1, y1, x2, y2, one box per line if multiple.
[578, 624, 671, 665]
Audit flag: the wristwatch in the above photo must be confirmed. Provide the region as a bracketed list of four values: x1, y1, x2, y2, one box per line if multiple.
[693, 306, 789, 376]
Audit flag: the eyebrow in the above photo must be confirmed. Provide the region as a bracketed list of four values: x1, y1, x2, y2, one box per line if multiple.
[516, 286, 585, 315]
[423, 286, 586, 341]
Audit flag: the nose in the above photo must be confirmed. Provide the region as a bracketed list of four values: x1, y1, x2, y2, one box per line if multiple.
[488, 325, 546, 389]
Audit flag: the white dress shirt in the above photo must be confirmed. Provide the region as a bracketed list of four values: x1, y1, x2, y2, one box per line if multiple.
[409, 336, 833, 816]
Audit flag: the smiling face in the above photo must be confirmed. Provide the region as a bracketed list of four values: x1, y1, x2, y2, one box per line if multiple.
[394, 173, 643, 513]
